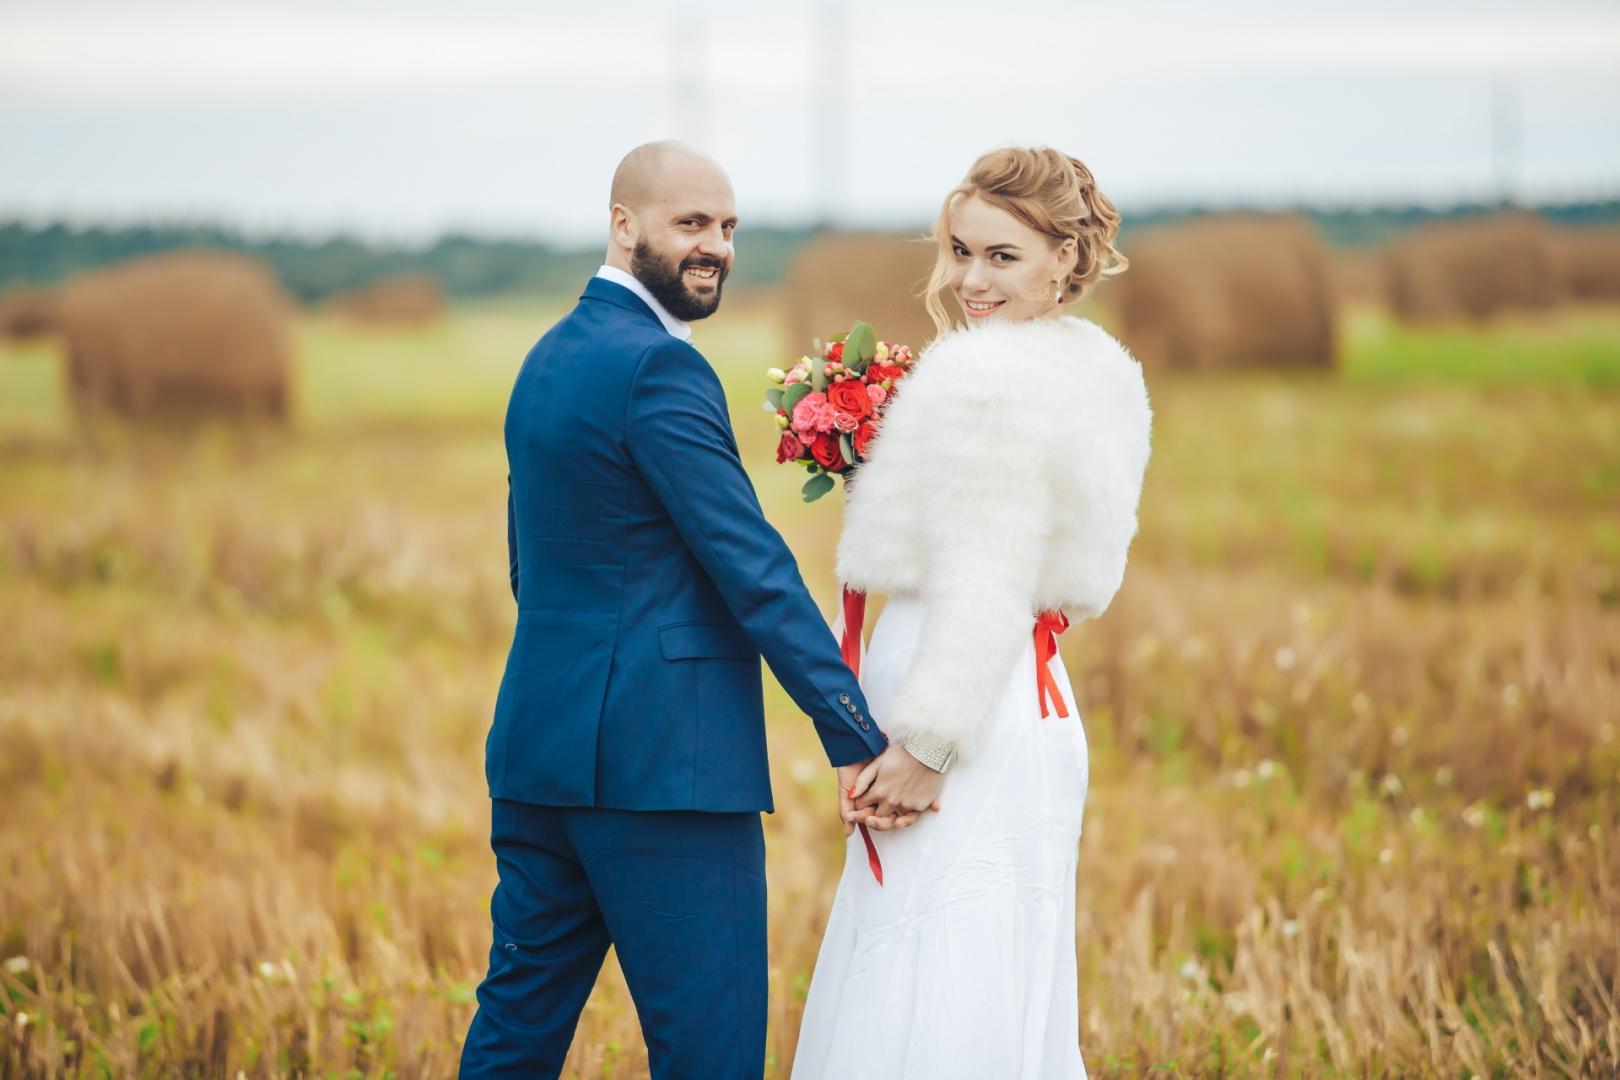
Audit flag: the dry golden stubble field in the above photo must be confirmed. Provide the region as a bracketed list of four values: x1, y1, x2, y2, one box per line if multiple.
[0, 300, 1618, 1079]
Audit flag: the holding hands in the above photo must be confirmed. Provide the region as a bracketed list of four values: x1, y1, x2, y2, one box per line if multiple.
[840, 744, 945, 832]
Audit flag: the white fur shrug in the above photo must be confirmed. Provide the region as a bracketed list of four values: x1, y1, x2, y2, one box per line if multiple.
[836, 316, 1152, 761]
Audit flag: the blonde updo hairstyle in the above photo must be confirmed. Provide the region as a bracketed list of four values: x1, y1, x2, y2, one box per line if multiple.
[925, 146, 1126, 336]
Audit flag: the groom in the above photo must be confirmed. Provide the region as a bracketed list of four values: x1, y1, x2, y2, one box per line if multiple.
[460, 141, 890, 1080]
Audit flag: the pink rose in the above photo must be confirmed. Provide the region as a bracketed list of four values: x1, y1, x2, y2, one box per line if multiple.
[833, 411, 860, 433]
[791, 392, 827, 434]
[813, 401, 837, 433]
[865, 383, 888, 407]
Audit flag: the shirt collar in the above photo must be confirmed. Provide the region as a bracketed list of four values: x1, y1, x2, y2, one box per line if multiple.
[594, 265, 692, 341]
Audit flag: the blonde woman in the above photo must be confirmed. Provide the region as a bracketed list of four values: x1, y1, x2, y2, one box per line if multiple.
[793, 147, 1153, 1078]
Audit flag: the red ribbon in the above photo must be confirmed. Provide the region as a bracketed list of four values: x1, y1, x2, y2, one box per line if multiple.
[840, 586, 883, 886]
[1035, 610, 1071, 718]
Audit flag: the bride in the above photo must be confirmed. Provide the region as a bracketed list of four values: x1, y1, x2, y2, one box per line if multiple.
[793, 146, 1153, 1079]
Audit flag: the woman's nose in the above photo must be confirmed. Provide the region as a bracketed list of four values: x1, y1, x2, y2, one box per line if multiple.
[960, 258, 991, 292]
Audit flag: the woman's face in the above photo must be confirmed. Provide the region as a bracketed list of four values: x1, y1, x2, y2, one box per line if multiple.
[947, 195, 1078, 324]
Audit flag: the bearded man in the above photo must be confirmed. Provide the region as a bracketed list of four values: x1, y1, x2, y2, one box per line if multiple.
[459, 141, 889, 1080]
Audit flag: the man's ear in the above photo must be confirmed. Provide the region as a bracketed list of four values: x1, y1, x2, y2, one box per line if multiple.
[609, 204, 639, 250]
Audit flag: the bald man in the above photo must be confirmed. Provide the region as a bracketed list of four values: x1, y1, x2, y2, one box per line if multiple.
[460, 142, 888, 1080]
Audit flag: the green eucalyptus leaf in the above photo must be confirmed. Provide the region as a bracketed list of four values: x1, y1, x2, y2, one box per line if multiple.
[810, 361, 829, 393]
[765, 387, 785, 410]
[839, 432, 855, 465]
[828, 332, 847, 344]
[802, 473, 836, 502]
[848, 321, 877, 365]
[782, 382, 810, 416]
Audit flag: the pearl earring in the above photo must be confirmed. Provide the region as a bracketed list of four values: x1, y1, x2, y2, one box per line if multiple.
[1054, 288, 1064, 305]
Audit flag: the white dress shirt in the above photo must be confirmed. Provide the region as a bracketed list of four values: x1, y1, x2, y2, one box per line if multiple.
[595, 264, 692, 341]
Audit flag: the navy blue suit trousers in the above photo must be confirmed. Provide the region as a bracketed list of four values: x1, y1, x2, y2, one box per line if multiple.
[461, 801, 765, 1080]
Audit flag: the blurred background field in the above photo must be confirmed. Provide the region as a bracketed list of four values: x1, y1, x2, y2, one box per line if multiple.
[2, 272, 1618, 1078]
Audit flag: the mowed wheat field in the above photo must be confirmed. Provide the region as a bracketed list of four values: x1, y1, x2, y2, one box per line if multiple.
[1, 297, 1619, 1079]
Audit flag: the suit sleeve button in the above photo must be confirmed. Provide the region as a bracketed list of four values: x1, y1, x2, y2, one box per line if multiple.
[838, 693, 851, 704]
[861, 721, 870, 730]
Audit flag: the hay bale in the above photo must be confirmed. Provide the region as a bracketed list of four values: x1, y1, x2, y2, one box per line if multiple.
[1387, 212, 1561, 323]
[326, 274, 446, 326]
[782, 233, 939, 359]
[55, 249, 294, 421]
[1108, 214, 1337, 371]
[1330, 248, 1389, 309]
[1557, 228, 1620, 303]
[0, 287, 59, 339]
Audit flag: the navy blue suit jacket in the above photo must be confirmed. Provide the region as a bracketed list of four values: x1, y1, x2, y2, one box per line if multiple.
[488, 277, 887, 813]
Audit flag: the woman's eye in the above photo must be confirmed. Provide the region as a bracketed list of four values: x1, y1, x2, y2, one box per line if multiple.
[952, 245, 970, 258]
[992, 252, 1016, 263]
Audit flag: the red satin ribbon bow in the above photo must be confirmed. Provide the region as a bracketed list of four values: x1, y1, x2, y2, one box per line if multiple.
[839, 586, 883, 885]
[1035, 610, 1071, 718]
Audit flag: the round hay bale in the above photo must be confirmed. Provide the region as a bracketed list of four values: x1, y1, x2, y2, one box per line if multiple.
[56, 249, 294, 422]
[1108, 213, 1338, 371]
[0, 287, 60, 340]
[782, 233, 940, 359]
[1557, 227, 1620, 303]
[1387, 211, 1561, 323]
[326, 273, 446, 326]
[1330, 248, 1390, 309]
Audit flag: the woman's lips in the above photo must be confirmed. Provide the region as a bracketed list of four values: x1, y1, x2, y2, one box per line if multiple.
[962, 298, 1005, 318]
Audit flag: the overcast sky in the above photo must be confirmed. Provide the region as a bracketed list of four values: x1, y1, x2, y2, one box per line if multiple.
[2, 0, 1618, 244]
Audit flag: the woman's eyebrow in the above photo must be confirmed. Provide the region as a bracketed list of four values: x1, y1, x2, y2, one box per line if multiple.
[983, 243, 1022, 253]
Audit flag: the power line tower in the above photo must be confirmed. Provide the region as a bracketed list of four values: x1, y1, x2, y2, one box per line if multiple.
[670, 5, 710, 149]
[1491, 74, 1521, 207]
[811, 0, 851, 227]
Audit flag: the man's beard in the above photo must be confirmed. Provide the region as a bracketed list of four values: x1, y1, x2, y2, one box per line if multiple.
[630, 240, 727, 322]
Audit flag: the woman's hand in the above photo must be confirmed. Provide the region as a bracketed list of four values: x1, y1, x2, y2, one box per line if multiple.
[845, 744, 944, 831]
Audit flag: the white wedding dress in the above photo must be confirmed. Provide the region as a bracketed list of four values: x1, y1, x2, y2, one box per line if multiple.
[792, 594, 1089, 1080]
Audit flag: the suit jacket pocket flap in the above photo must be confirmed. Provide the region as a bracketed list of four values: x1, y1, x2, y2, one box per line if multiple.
[659, 623, 756, 661]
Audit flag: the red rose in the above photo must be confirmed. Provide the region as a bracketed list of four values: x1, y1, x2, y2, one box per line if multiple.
[852, 420, 878, 459]
[776, 431, 804, 464]
[827, 380, 872, 421]
[810, 432, 848, 471]
[827, 341, 844, 362]
[866, 363, 906, 385]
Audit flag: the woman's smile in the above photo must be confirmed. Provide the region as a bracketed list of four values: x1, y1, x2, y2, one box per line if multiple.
[962, 297, 1006, 318]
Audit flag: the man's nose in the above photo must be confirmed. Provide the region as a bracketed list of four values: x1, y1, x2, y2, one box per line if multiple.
[695, 226, 732, 263]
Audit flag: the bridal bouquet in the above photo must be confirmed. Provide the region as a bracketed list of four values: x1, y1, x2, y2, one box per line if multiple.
[764, 321, 915, 502]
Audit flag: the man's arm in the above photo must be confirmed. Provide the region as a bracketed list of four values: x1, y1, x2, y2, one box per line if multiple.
[626, 339, 887, 767]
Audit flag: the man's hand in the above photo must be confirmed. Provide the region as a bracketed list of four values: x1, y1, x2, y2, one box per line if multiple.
[836, 759, 874, 837]
[846, 744, 944, 831]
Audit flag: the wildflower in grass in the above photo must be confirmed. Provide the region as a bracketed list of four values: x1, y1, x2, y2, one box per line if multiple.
[1274, 646, 1296, 671]
[1409, 807, 1425, 825]
[1382, 774, 1403, 795]
[1463, 803, 1488, 828]
[1351, 692, 1371, 716]
[1282, 920, 1299, 938]
[1526, 789, 1554, 811]
[1379, 848, 1395, 865]
[1179, 959, 1202, 981]
[1256, 759, 1276, 781]
[1501, 683, 1521, 707]
[1435, 765, 1454, 785]
[259, 961, 278, 979]
[1391, 726, 1409, 747]
[1232, 768, 1252, 788]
